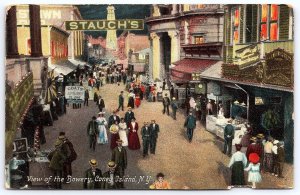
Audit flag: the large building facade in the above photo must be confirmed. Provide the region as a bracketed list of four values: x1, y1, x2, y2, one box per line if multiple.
[201, 4, 294, 162]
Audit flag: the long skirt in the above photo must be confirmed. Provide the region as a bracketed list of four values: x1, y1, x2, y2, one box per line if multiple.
[263, 153, 273, 172]
[119, 129, 128, 147]
[110, 133, 120, 149]
[128, 131, 141, 150]
[231, 161, 245, 185]
[97, 126, 108, 144]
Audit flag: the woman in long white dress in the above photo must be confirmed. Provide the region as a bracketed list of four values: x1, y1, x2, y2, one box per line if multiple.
[96, 112, 108, 144]
[118, 118, 128, 146]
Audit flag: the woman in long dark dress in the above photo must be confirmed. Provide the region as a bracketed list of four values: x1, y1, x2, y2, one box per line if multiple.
[128, 118, 140, 150]
[228, 144, 248, 186]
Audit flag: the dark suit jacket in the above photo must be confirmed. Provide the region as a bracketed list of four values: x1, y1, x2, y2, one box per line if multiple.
[149, 124, 160, 139]
[101, 170, 122, 189]
[119, 94, 124, 104]
[108, 115, 121, 128]
[83, 168, 102, 189]
[125, 112, 135, 124]
[141, 126, 151, 140]
[184, 116, 196, 129]
[224, 124, 235, 140]
[111, 147, 127, 169]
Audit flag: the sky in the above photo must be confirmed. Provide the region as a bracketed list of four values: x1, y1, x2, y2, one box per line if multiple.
[76, 4, 151, 38]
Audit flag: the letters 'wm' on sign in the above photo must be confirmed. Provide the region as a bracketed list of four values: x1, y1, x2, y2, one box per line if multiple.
[65, 19, 144, 31]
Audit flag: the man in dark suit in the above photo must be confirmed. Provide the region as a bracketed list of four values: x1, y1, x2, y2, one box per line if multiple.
[150, 120, 160, 154]
[141, 122, 151, 157]
[223, 119, 235, 156]
[97, 96, 105, 112]
[184, 112, 196, 142]
[162, 94, 170, 115]
[124, 107, 135, 126]
[87, 116, 99, 151]
[111, 139, 127, 188]
[108, 111, 120, 128]
[84, 89, 89, 106]
[102, 161, 122, 189]
[83, 159, 102, 189]
[118, 91, 124, 111]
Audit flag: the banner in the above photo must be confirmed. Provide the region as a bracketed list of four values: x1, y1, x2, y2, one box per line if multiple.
[65, 86, 85, 102]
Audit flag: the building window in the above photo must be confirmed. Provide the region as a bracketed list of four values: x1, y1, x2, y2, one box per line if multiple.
[232, 7, 240, 44]
[27, 39, 31, 55]
[194, 36, 204, 44]
[260, 4, 279, 41]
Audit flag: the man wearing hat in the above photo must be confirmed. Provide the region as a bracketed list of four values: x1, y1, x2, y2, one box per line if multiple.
[246, 137, 263, 161]
[47, 140, 66, 189]
[102, 161, 122, 189]
[87, 116, 99, 151]
[162, 93, 170, 115]
[170, 97, 178, 120]
[149, 120, 160, 154]
[111, 139, 127, 188]
[108, 111, 120, 129]
[184, 112, 197, 143]
[83, 159, 102, 189]
[124, 107, 135, 126]
[57, 132, 74, 181]
[141, 122, 151, 157]
[118, 91, 124, 111]
[223, 119, 235, 156]
[273, 141, 285, 178]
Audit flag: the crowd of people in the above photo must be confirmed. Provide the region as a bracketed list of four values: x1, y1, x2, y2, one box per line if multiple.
[225, 118, 286, 188]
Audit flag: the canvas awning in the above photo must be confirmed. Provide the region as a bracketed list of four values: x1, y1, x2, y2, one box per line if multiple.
[170, 58, 219, 82]
[48, 60, 78, 77]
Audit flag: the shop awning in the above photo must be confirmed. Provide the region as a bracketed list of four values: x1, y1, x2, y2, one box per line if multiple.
[170, 58, 220, 82]
[48, 60, 78, 77]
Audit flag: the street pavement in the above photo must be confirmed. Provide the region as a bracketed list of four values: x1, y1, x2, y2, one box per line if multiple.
[41, 83, 293, 190]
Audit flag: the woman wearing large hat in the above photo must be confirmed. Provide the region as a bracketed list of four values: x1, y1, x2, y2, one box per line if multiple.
[109, 121, 120, 150]
[96, 112, 108, 144]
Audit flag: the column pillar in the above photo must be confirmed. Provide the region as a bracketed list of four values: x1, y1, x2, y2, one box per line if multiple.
[168, 31, 180, 64]
[150, 32, 161, 81]
[6, 6, 19, 58]
[29, 5, 43, 57]
[171, 4, 178, 15]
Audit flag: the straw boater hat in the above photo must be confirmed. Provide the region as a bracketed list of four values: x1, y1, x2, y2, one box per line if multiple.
[89, 159, 98, 166]
[172, 97, 176, 100]
[256, 134, 265, 139]
[116, 139, 123, 143]
[250, 137, 257, 142]
[107, 161, 116, 168]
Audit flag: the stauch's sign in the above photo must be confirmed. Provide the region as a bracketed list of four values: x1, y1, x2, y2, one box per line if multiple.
[65, 19, 144, 31]
[234, 44, 260, 68]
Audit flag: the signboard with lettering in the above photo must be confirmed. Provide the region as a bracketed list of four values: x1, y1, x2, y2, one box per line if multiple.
[65, 20, 144, 31]
[65, 86, 85, 102]
[13, 138, 28, 153]
[234, 44, 260, 68]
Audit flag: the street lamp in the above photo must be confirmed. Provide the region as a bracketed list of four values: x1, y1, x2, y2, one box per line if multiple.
[87, 42, 92, 64]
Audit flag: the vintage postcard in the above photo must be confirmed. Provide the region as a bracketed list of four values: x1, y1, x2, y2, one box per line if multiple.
[4, 4, 294, 190]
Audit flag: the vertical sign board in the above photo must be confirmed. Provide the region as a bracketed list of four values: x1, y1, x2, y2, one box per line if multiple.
[65, 86, 85, 103]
